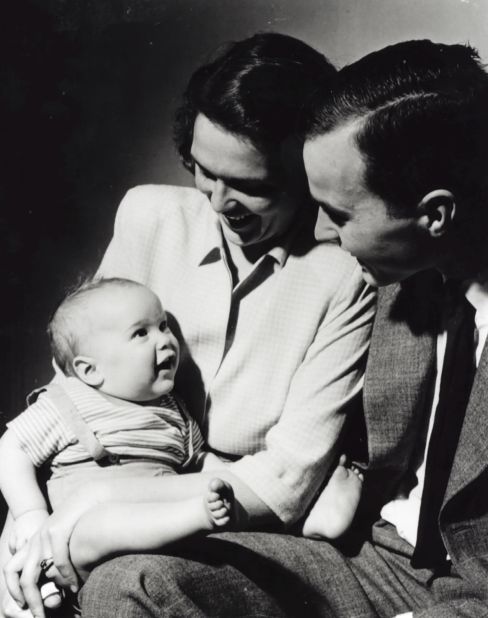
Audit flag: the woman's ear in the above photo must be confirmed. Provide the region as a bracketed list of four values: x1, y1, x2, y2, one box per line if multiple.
[72, 355, 104, 387]
[417, 189, 456, 237]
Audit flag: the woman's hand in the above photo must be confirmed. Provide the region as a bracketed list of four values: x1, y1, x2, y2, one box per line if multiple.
[1, 585, 34, 618]
[3, 481, 108, 618]
[3, 525, 72, 618]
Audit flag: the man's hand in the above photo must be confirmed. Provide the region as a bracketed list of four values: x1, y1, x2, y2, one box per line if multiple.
[9, 512, 49, 555]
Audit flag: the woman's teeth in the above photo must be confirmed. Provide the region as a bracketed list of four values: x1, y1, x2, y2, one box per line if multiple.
[224, 213, 255, 230]
[226, 213, 251, 221]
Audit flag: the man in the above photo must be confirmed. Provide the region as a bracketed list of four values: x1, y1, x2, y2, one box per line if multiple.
[300, 38, 488, 617]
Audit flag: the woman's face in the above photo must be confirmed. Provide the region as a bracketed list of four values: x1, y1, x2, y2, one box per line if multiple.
[190, 114, 302, 250]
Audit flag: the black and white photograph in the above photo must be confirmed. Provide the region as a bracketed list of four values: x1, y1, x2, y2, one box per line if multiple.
[1, 1, 488, 616]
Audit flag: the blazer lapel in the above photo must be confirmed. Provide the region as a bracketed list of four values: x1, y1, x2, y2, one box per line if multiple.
[445, 338, 488, 502]
[364, 273, 438, 468]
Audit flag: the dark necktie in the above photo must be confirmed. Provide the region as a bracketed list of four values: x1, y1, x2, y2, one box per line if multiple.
[411, 288, 476, 569]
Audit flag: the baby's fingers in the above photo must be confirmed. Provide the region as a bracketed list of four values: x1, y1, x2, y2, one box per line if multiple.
[4, 536, 46, 618]
[7, 530, 18, 556]
[4, 546, 27, 608]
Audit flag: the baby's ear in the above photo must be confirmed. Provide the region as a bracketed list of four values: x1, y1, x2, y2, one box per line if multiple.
[72, 355, 104, 387]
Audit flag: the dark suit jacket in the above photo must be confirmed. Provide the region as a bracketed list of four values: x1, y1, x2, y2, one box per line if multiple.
[362, 271, 488, 616]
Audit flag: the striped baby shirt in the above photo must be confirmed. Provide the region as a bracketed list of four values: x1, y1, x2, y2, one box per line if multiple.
[7, 375, 204, 473]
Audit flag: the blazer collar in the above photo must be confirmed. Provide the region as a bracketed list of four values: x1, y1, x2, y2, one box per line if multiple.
[364, 272, 439, 468]
[445, 335, 488, 502]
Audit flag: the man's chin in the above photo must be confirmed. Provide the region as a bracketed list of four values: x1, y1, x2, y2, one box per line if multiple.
[359, 265, 401, 288]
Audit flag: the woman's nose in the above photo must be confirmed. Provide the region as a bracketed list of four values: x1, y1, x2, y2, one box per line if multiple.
[208, 179, 229, 213]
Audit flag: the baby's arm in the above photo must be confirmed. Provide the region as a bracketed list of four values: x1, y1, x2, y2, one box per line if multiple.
[0, 430, 49, 552]
[69, 478, 233, 580]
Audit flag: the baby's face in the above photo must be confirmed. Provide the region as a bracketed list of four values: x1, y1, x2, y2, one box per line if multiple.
[83, 285, 180, 402]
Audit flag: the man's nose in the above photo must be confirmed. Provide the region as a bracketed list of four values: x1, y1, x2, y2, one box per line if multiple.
[314, 210, 340, 243]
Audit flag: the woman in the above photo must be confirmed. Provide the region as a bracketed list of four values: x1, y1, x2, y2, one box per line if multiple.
[2, 32, 375, 617]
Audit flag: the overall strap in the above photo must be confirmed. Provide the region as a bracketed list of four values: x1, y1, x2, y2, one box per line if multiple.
[38, 384, 119, 465]
[173, 394, 196, 465]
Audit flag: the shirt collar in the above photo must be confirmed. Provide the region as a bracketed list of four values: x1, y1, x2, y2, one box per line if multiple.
[465, 278, 488, 327]
[197, 216, 296, 269]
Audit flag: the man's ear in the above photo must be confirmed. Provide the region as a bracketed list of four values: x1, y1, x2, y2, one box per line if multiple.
[417, 189, 456, 237]
[72, 355, 104, 387]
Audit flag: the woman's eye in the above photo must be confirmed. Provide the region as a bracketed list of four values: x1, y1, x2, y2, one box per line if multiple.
[159, 321, 168, 332]
[244, 184, 276, 198]
[230, 180, 276, 198]
[133, 328, 148, 338]
[195, 162, 215, 181]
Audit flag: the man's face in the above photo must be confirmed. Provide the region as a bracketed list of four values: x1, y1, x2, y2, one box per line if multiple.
[190, 114, 301, 251]
[304, 122, 434, 287]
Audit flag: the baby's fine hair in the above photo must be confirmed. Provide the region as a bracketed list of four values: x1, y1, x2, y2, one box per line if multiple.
[47, 277, 146, 376]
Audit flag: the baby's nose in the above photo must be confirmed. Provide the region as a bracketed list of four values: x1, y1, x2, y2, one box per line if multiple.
[156, 331, 171, 348]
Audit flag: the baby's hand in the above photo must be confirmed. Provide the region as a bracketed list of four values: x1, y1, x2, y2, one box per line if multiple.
[9, 510, 49, 554]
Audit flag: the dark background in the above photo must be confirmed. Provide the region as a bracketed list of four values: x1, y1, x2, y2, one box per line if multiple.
[1, 0, 486, 521]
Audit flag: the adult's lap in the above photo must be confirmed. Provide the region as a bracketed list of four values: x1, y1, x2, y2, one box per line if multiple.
[79, 531, 384, 618]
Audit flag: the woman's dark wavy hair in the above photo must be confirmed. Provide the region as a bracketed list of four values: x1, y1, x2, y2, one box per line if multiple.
[305, 40, 488, 217]
[174, 32, 336, 171]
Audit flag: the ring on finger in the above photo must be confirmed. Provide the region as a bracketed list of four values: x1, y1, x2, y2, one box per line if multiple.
[40, 557, 54, 572]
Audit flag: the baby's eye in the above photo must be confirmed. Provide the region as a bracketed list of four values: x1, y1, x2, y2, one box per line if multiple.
[159, 321, 168, 332]
[133, 328, 148, 338]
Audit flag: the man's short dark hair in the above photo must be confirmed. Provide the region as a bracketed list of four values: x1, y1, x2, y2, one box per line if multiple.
[305, 40, 488, 217]
[174, 32, 336, 171]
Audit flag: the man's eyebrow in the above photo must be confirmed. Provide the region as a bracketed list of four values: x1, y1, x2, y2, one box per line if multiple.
[310, 196, 334, 211]
[311, 196, 348, 217]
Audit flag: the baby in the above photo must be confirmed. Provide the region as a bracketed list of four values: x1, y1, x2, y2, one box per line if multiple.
[0, 277, 363, 612]
[0, 278, 233, 610]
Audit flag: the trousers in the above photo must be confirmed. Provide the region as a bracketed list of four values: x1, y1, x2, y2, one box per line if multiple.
[79, 520, 481, 618]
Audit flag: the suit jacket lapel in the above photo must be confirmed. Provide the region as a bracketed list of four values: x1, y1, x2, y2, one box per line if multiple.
[445, 337, 488, 502]
[364, 273, 438, 468]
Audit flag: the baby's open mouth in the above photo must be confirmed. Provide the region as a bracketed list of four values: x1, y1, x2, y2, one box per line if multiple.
[156, 356, 174, 372]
